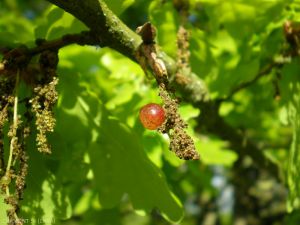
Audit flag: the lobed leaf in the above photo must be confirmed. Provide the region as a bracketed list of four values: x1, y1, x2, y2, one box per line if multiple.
[89, 115, 184, 223]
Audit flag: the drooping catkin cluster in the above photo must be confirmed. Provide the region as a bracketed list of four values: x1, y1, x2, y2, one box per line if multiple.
[175, 26, 191, 85]
[0, 108, 8, 174]
[0, 47, 59, 224]
[158, 24, 199, 160]
[0, 74, 29, 225]
[30, 76, 58, 154]
[15, 132, 29, 200]
[0, 77, 14, 175]
[136, 22, 199, 160]
[30, 50, 59, 154]
[6, 119, 24, 225]
[156, 16, 199, 160]
[158, 83, 199, 160]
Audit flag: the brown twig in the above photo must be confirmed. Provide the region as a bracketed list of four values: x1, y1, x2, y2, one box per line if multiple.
[30, 31, 97, 55]
[226, 62, 278, 100]
[0, 31, 98, 72]
[196, 100, 280, 178]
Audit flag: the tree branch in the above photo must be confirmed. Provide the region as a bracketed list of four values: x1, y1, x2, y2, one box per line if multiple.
[45, 0, 141, 60]
[226, 61, 280, 100]
[30, 31, 98, 55]
[44, 0, 209, 104]
[196, 101, 280, 177]
[0, 31, 99, 74]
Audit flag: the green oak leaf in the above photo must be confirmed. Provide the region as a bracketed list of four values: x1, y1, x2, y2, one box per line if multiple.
[89, 115, 183, 223]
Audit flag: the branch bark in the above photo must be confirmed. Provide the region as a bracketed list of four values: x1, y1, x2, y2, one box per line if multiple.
[46, 0, 140, 60]
[30, 31, 98, 55]
[0, 32, 98, 74]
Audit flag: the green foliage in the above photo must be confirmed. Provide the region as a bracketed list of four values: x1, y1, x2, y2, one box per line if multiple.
[189, 0, 287, 97]
[0, 13, 34, 46]
[103, 0, 135, 15]
[280, 59, 300, 211]
[149, 1, 179, 57]
[1, 0, 300, 224]
[35, 6, 87, 40]
[0, 195, 9, 224]
[89, 116, 183, 221]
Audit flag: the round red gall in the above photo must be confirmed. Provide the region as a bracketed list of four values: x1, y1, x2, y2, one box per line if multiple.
[139, 103, 165, 130]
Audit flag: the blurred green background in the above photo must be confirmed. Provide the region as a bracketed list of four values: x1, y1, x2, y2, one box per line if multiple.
[1, 0, 300, 224]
